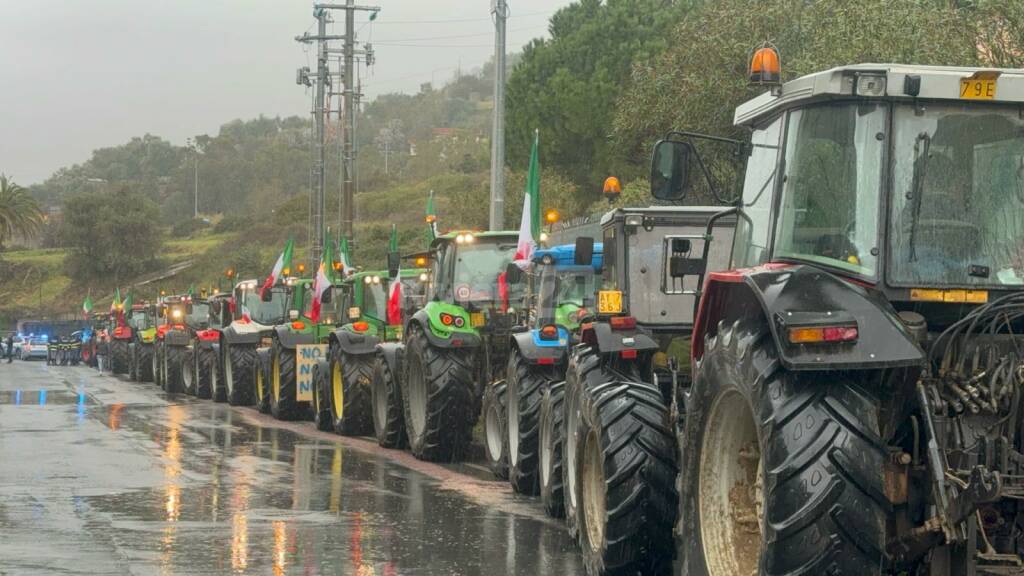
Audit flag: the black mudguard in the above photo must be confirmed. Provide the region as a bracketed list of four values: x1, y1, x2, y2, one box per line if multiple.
[164, 330, 190, 347]
[743, 265, 924, 371]
[409, 311, 482, 349]
[511, 331, 566, 365]
[274, 326, 316, 350]
[583, 322, 659, 355]
[331, 329, 379, 357]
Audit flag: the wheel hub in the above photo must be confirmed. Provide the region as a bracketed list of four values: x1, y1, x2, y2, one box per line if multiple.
[698, 389, 762, 576]
[485, 401, 503, 463]
[332, 360, 344, 421]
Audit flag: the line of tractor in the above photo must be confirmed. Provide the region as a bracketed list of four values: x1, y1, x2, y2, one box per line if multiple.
[71, 51, 1024, 575]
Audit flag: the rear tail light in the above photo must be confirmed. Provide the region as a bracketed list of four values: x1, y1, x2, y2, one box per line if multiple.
[537, 357, 555, 365]
[620, 349, 638, 360]
[352, 321, 369, 332]
[788, 326, 858, 344]
[609, 316, 636, 331]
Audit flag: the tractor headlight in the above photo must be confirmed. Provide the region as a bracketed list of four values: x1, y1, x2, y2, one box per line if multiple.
[419, 273, 428, 282]
[171, 309, 183, 319]
[364, 276, 373, 284]
[372, 275, 381, 284]
[854, 73, 886, 97]
[455, 234, 465, 244]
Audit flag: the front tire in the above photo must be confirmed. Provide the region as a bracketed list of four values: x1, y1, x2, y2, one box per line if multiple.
[254, 349, 271, 414]
[329, 348, 374, 436]
[164, 346, 184, 393]
[402, 324, 476, 462]
[371, 351, 406, 448]
[137, 343, 154, 383]
[111, 340, 129, 374]
[270, 340, 304, 420]
[181, 348, 196, 396]
[225, 343, 255, 406]
[195, 347, 214, 399]
[313, 361, 333, 431]
[680, 320, 888, 576]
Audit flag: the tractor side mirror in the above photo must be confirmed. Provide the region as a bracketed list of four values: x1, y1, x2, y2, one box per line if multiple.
[387, 252, 401, 279]
[505, 262, 523, 285]
[574, 237, 594, 266]
[651, 140, 692, 201]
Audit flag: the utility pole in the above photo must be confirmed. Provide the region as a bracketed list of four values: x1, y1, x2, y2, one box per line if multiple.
[297, 2, 378, 263]
[489, 0, 508, 231]
[186, 138, 199, 219]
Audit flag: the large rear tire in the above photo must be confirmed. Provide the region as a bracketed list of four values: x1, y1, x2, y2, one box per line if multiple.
[225, 343, 255, 406]
[401, 324, 476, 462]
[329, 348, 374, 436]
[195, 347, 214, 399]
[680, 319, 888, 576]
[163, 346, 185, 394]
[507, 348, 548, 495]
[482, 380, 508, 479]
[129, 345, 140, 381]
[181, 348, 196, 396]
[371, 351, 406, 448]
[137, 343, 153, 383]
[111, 340, 129, 375]
[562, 345, 600, 539]
[152, 343, 163, 388]
[270, 340, 304, 420]
[539, 380, 566, 518]
[575, 379, 677, 575]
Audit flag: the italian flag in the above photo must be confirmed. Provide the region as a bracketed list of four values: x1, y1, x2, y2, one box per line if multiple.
[82, 294, 93, 318]
[310, 233, 336, 323]
[386, 225, 402, 326]
[261, 237, 294, 298]
[513, 130, 541, 268]
[110, 287, 122, 313]
[338, 237, 354, 277]
[425, 190, 437, 242]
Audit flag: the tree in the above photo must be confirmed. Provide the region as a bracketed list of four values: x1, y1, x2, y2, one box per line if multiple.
[0, 174, 44, 250]
[60, 186, 163, 285]
[506, 0, 689, 189]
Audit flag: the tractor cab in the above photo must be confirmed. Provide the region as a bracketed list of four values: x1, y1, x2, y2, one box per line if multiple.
[234, 279, 288, 327]
[525, 243, 603, 336]
[339, 269, 427, 341]
[426, 231, 521, 332]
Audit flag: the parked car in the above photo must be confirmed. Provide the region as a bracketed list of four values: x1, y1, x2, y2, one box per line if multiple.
[20, 337, 49, 360]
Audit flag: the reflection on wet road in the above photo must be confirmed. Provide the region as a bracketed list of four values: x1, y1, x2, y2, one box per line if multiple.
[0, 361, 584, 575]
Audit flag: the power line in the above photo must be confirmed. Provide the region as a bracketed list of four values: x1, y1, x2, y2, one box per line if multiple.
[367, 10, 552, 25]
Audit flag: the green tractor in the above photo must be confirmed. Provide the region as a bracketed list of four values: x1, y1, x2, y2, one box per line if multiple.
[127, 304, 157, 382]
[373, 230, 520, 461]
[311, 268, 428, 436]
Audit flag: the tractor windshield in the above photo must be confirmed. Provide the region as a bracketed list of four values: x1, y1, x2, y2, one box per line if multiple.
[363, 282, 387, 321]
[241, 288, 288, 325]
[128, 312, 150, 331]
[889, 103, 1024, 287]
[536, 265, 596, 330]
[447, 240, 516, 304]
[187, 302, 209, 328]
[774, 102, 886, 277]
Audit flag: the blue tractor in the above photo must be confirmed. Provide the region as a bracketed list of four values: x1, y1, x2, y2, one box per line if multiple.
[482, 240, 602, 503]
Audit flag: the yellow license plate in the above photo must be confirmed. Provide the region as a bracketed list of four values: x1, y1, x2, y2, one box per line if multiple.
[960, 78, 997, 100]
[470, 312, 485, 327]
[598, 290, 623, 314]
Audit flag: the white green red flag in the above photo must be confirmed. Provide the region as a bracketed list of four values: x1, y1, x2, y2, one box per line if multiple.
[310, 233, 336, 323]
[82, 294, 93, 318]
[513, 130, 541, 268]
[386, 225, 402, 325]
[338, 237, 354, 277]
[261, 237, 294, 298]
[110, 287, 122, 313]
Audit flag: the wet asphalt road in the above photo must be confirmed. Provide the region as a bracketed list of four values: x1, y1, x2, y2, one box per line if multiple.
[0, 360, 585, 575]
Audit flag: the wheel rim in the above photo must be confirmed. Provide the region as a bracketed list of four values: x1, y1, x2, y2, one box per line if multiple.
[565, 381, 580, 509]
[255, 360, 264, 401]
[581, 427, 606, 552]
[699, 389, 762, 576]
[508, 377, 520, 465]
[407, 351, 427, 436]
[332, 359, 344, 421]
[210, 354, 218, 396]
[272, 351, 281, 403]
[539, 401, 552, 490]
[225, 348, 234, 393]
[485, 400, 503, 464]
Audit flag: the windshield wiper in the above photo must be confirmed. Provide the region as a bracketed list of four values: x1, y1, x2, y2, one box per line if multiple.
[907, 131, 932, 262]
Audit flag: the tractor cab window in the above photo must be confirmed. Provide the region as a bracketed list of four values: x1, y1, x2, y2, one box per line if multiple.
[128, 311, 150, 330]
[186, 302, 209, 327]
[602, 226, 619, 290]
[362, 281, 387, 321]
[449, 241, 516, 304]
[734, 114, 783, 268]
[536, 265, 596, 330]
[889, 103, 1024, 287]
[244, 288, 287, 325]
[774, 102, 885, 276]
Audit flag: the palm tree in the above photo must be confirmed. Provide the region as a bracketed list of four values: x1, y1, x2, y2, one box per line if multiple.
[0, 174, 44, 250]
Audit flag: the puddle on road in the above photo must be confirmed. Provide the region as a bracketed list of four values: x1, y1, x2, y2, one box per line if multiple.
[0, 388, 93, 406]
[83, 399, 584, 575]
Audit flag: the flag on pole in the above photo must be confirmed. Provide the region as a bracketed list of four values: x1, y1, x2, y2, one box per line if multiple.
[82, 294, 93, 318]
[110, 288, 122, 313]
[338, 237, 354, 276]
[124, 290, 133, 311]
[386, 225, 403, 326]
[261, 237, 294, 298]
[513, 130, 541, 268]
[310, 232, 336, 323]
[425, 190, 437, 242]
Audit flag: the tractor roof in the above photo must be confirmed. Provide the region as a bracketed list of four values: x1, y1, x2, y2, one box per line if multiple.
[735, 64, 1024, 127]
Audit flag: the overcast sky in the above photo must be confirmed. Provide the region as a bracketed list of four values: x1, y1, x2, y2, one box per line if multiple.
[0, 0, 569, 185]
